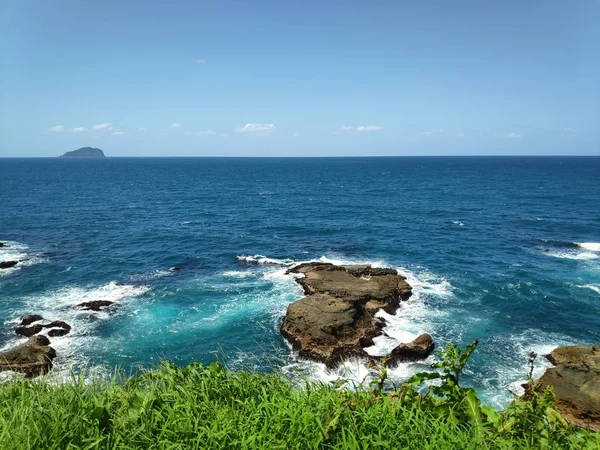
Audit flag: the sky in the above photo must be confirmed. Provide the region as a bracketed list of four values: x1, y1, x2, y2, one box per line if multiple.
[0, 0, 598, 157]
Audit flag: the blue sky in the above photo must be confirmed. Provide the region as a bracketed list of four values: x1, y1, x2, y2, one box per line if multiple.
[0, 0, 598, 156]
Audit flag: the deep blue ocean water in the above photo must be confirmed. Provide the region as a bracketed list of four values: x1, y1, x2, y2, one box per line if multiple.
[1, 156, 599, 408]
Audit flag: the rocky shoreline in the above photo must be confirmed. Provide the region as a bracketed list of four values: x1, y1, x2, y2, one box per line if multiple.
[280, 262, 434, 367]
[537, 345, 600, 431]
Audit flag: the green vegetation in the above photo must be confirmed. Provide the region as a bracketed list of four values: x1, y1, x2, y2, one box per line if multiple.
[0, 342, 598, 449]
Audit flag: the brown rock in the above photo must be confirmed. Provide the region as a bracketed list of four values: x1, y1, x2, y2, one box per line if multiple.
[20, 315, 44, 326]
[15, 324, 44, 337]
[538, 345, 600, 432]
[281, 263, 419, 367]
[387, 334, 435, 366]
[76, 300, 114, 311]
[0, 260, 18, 269]
[0, 335, 56, 377]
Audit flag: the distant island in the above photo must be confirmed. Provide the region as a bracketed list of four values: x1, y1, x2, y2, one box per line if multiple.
[60, 147, 106, 157]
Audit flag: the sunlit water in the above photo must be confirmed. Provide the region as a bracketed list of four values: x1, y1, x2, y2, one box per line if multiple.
[1, 156, 599, 408]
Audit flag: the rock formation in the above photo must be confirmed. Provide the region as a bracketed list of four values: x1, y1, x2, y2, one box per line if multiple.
[0, 260, 18, 269]
[0, 335, 56, 377]
[280, 262, 433, 367]
[76, 300, 114, 311]
[538, 345, 600, 431]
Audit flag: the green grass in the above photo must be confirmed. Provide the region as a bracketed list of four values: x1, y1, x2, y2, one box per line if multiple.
[0, 361, 598, 449]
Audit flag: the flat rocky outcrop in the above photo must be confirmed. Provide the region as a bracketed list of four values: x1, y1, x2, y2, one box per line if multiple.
[76, 300, 114, 311]
[0, 335, 56, 377]
[281, 262, 433, 367]
[538, 345, 600, 431]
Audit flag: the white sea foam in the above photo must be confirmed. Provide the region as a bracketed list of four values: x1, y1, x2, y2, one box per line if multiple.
[452, 220, 465, 226]
[0, 281, 151, 377]
[237, 254, 296, 266]
[0, 241, 48, 276]
[577, 242, 600, 252]
[544, 250, 598, 260]
[578, 284, 600, 295]
[222, 270, 255, 279]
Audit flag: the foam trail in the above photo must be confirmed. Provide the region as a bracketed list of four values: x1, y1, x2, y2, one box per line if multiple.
[544, 250, 598, 260]
[579, 284, 600, 295]
[237, 255, 296, 266]
[0, 241, 48, 276]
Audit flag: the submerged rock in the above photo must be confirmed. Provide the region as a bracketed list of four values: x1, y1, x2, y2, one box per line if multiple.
[76, 300, 114, 311]
[281, 262, 424, 367]
[0, 260, 18, 269]
[45, 321, 72, 337]
[0, 242, 6, 248]
[538, 345, 600, 431]
[0, 335, 56, 377]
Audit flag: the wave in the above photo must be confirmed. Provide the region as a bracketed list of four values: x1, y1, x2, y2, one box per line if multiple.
[0, 241, 48, 276]
[237, 255, 296, 266]
[544, 250, 598, 260]
[577, 242, 600, 252]
[578, 284, 600, 295]
[1, 281, 151, 377]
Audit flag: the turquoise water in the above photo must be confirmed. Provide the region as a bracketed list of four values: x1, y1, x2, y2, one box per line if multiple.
[1, 156, 599, 408]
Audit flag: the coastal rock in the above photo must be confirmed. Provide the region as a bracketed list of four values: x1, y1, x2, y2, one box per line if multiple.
[0, 260, 18, 269]
[15, 324, 44, 337]
[0, 242, 6, 247]
[0, 335, 56, 377]
[15, 320, 71, 338]
[20, 314, 44, 326]
[281, 263, 419, 367]
[538, 345, 600, 431]
[76, 300, 114, 311]
[45, 321, 71, 337]
[387, 334, 435, 366]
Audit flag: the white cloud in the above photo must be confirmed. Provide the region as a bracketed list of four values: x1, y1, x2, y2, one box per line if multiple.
[292, 133, 300, 137]
[170, 123, 182, 128]
[138, 127, 147, 132]
[49, 125, 65, 132]
[110, 131, 125, 136]
[503, 132, 521, 139]
[456, 133, 465, 138]
[92, 122, 112, 130]
[196, 59, 206, 64]
[422, 128, 443, 136]
[356, 125, 383, 132]
[185, 130, 216, 136]
[71, 127, 85, 133]
[235, 123, 276, 135]
[340, 126, 354, 132]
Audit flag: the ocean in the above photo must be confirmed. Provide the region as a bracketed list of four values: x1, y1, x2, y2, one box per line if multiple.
[1, 156, 599, 408]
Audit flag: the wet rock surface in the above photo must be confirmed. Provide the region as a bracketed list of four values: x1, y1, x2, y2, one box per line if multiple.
[0, 335, 56, 377]
[281, 262, 433, 367]
[20, 315, 44, 326]
[538, 345, 600, 432]
[76, 300, 115, 311]
[0, 260, 19, 269]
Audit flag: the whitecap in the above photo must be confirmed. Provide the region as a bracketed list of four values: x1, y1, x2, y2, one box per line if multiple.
[237, 254, 296, 266]
[544, 250, 598, 260]
[578, 284, 600, 295]
[577, 242, 600, 252]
